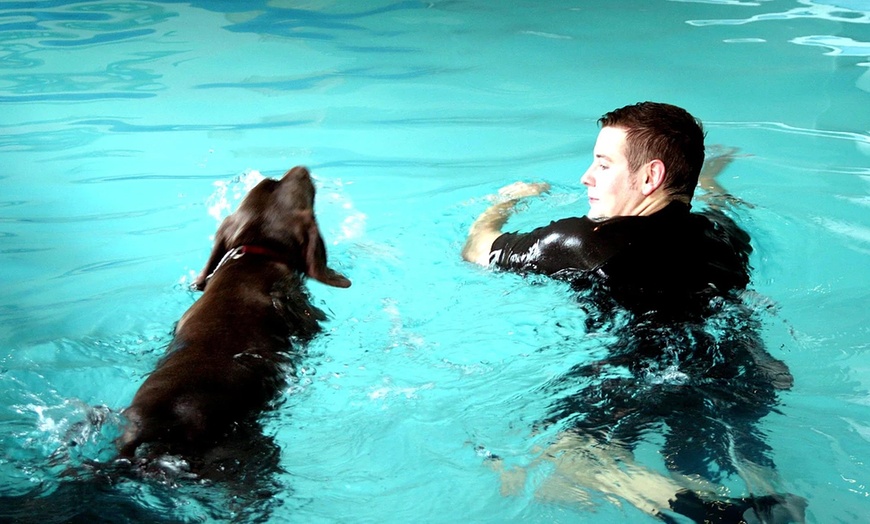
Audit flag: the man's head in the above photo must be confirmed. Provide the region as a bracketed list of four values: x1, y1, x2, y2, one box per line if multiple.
[581, 102, 706, 219]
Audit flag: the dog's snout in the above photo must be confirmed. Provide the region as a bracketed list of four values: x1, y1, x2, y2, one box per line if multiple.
[282, 166, 310, 181]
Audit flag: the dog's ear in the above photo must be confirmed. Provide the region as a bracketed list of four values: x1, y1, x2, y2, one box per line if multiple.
[193, 216, 236, 291]
[300, 213, 351, 288]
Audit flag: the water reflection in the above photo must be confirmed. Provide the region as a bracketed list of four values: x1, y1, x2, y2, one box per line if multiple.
[682, 0, 870, 69]
[166, 0, 420, 40]
[684, 0, 870, 25]
[0, 2, 177, 101]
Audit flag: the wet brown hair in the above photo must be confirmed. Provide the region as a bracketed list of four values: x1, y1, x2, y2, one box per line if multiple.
[598, 102, 706, 199]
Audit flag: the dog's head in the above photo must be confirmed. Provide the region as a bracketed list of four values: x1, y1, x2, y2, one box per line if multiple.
[194, 166, 351, 290]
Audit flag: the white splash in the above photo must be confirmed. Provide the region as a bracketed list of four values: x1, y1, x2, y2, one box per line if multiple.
[318, 177, 367, 243]
[206, 169, 265, 223]
[368, 376, 435, 402]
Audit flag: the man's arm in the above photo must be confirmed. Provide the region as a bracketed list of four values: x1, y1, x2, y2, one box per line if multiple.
[461, 181, 550, 266]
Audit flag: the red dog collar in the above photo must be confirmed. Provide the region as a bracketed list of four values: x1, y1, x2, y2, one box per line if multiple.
[205, 244, 287, 282]
[236, 244, 284, 259]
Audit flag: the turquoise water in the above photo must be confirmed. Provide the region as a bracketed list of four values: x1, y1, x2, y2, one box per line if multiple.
[2, 0, 869, 522]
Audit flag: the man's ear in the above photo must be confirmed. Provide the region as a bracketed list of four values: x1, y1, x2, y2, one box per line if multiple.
[641, 159, 666, 196]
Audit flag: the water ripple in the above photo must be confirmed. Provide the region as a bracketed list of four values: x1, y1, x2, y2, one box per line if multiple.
[791, 35, 870, 57]
[0, 91, 154, 102]
[0, 204, 179, 224]
[182, 0, 422, 40]
[686, 0, 870, 26]
[70, 117, 316, 133]
[712, 120, 870, 145]
[38, 27, 154, 47]
[195, 66, 458, 92]
[0, 3, 179, 101]
[314, 142, 579, 170]
[814, 216, 870, 245]
[0, 127, 100, 151]
[56, 254, 173, 278]
[0, 2, 176, 44]
[672, 0, 761, 5]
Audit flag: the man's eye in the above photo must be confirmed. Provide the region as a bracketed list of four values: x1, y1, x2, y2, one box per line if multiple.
[599, 164, 609, 170]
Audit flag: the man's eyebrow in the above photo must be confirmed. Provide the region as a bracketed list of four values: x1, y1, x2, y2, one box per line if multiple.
[594, 153, 612, 161]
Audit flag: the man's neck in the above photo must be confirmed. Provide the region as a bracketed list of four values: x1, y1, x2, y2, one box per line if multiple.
[635, 194, 681, 217]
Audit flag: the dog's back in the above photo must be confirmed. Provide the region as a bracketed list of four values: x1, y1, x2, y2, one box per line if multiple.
[118, 167, 350, 469]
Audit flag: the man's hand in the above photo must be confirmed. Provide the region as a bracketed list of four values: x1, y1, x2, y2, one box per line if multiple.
[497, 181, 551, 201]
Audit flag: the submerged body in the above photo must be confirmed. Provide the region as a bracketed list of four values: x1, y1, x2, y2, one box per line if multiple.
[493, 200, 791, 475]
[490, 200, 798, 521]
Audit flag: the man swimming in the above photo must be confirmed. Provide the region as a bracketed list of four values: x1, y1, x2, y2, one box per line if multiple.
[462, 102, 804, 523]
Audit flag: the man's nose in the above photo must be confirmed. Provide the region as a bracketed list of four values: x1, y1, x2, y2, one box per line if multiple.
[580, 167, 593, 187]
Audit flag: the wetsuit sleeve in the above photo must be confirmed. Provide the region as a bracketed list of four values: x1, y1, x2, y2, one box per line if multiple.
[489, 227, 546, 272]
[489, 218, 604, 275]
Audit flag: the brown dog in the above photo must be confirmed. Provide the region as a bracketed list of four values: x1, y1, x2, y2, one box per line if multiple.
[117, 166, 350, 472]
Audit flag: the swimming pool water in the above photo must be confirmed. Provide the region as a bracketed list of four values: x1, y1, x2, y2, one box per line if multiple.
[2, 1, 869, 522]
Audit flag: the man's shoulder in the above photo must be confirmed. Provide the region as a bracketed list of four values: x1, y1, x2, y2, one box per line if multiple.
[491, 215, 610, 274]
[497, 216, 594, 245]
[605, 204, 752, 292]
[542, 215, 593, 230]
[622, 202, 747, 246]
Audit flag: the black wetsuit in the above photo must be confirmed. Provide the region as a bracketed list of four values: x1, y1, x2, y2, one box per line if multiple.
[491, 201, 751, 318]
[490, 201, 792, 482]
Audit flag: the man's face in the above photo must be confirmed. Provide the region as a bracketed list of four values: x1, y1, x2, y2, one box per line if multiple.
[581, 126, 646, 220]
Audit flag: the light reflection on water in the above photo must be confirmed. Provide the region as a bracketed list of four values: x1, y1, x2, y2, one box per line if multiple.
[1, 0, 869, 522]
